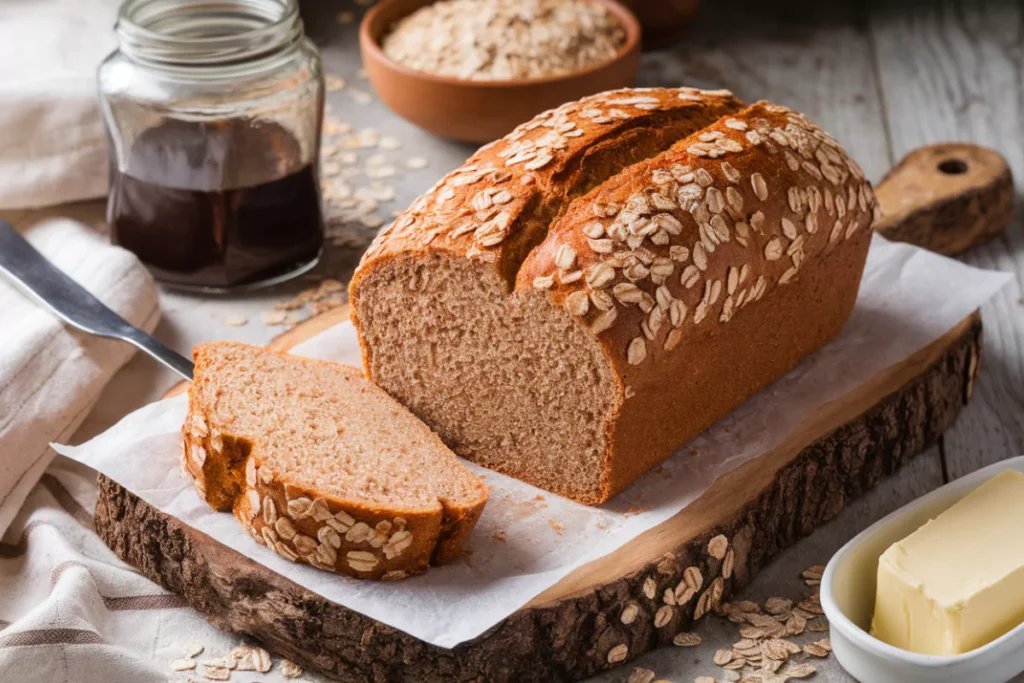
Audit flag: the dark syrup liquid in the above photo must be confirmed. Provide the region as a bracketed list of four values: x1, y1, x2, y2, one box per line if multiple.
[107, 120, 324, 289]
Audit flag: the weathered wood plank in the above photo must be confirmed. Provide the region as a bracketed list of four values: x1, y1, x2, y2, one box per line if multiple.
[869, 0, 1024, 480]
[587, 450, 945, 683]
[96, 311, 977, 682]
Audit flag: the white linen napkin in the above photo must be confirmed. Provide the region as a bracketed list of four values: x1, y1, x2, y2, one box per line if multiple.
[0, 0, 120, 209]
[0, 218, 159, 538]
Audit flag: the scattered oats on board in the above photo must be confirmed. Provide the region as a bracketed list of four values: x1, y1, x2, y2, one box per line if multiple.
[607, 643, 628, 664]
[707, 534, 729, 559]
[764, 597, 793, 615]
[170, 659, 196, 671]
[200, 664, 231, 681]
[285, 310, 307, 325]
[673, 632, 701, 647]
[762, 637, 801, 660]
[406, 156, 429, 170]
[801, 565, 824, 586]
[803, 639, 830, 658]
[280, 658, 303, 679]
[620, 603, 640, 625]
[350, 89, 372, 105]
[205, 653, 237, 670]
[782, 662, 817, 679]
[797, 595, 823, 615]
[628, 668, 656, 683]
[232, 645, 272, 672]
[325, 74, 346, 91]
[806, 616, 829, 633]
[184, 642, 204, 659]
[322, 116, 352, 136]
[262, 310, 288, 326]
[656, 563, 839, 682]
[366, 165, 396, 179]
[222, 314, 248, 327]
[364, 182, 396, 202]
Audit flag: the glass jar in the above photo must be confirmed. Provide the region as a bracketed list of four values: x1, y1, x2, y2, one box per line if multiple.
[98, 0, 325, 292]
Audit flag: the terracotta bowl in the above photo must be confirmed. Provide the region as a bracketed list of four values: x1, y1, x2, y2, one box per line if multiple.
[359, 0, 642, 143]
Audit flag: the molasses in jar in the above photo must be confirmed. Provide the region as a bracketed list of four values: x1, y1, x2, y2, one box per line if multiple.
[107, 118, 323, 289]
[98, 0, 324, 291]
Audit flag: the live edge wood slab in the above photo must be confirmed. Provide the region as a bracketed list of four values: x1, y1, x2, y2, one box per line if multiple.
[94, 143, 1007, 682]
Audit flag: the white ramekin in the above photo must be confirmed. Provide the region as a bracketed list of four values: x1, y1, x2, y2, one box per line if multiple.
[821, 456, 1024, 683]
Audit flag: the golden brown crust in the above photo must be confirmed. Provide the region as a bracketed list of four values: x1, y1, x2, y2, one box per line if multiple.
[515, 101, 878, 500]
[351, 87, 743, 288]
[351, 89, 879, 504]
[181, 346, 488, 580]
[603, 228, 872, 501]
[519, 101, 877, 353]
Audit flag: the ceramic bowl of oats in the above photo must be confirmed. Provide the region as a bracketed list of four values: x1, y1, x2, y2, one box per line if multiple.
[360, 0, 642, 143]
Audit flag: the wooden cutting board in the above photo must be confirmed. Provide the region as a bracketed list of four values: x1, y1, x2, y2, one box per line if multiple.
[94, 143, 1010, 683]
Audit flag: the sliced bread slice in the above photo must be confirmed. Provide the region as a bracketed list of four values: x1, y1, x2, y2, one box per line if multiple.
[181, 342, 488, 580]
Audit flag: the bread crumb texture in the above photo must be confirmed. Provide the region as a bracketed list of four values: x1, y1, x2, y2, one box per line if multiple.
[182, 342, 488, 580]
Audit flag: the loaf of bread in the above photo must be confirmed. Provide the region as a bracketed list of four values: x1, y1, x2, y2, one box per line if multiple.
[181, 342, 488, 579]
[350, 87, 878, 505]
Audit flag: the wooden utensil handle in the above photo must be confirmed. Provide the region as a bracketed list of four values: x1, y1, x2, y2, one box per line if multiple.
[873, 143, 1015, 255]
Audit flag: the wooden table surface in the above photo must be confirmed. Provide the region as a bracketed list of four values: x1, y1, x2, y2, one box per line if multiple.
[7, 1, 1022, 681]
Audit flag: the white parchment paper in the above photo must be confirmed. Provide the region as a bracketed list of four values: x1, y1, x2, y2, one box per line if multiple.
[53, 236, 1012, 648]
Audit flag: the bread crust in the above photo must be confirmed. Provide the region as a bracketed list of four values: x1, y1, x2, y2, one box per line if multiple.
[181, 345, 488, 580]
[517, 101, 877, 501]
[350, 87, 744, 358]
[351, 89, 878, 504]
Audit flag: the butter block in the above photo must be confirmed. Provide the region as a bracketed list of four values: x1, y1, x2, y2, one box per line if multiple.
[870, 470, 1024, 655]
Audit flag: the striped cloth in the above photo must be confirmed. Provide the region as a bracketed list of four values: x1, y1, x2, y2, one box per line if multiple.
[0, 219, 158, 540]
[0, 457, 330, 682]
[0, 221, 329, 681]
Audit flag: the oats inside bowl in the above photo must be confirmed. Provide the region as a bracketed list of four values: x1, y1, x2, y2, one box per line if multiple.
[380, 0, 627, 81]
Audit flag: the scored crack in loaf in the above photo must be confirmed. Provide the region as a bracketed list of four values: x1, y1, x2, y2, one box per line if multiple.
[182, 342, 488, 580]
[350, 87, 878, 505]
[360, 87, 744, 280]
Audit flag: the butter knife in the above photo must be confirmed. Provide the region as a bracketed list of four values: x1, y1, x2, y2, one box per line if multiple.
[0, 220, 193, 380]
